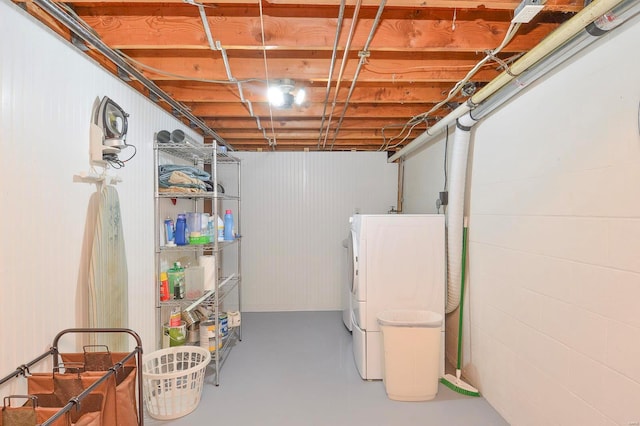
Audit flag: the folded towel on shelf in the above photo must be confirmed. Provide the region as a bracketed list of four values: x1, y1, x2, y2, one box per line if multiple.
[158, 164, 210, 181]
[159, 186, 204, 194]
[159, 170, 207, 192]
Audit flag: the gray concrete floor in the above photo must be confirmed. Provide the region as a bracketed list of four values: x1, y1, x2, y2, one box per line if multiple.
[145, 311, 508, 426]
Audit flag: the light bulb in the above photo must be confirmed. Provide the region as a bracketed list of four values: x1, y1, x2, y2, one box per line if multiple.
[294, 88, 306, 105]
[268, 86, 285, 107]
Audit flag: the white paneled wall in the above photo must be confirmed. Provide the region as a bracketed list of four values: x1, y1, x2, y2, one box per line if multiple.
[402, 131, 450, 215]
[0, 1, 200, 393]
[404, 14, 640, 426]
[235, 152, 397, 311]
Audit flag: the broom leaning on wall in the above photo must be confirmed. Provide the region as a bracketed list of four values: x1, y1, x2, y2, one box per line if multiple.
[440, 221, 480, 397]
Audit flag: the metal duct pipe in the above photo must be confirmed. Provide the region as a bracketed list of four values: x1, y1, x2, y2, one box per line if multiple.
[199, 10, 270, 144]
[198, 5, 217, 51]
[31, 0, 231, 149]
[317, 0, 347, 149]
[388, 0, 629, 163]
[320, 0, 363, 149]
[330, 0, 387, 150]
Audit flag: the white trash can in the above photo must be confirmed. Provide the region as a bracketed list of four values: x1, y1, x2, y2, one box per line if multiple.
[377, 309, 442, 401]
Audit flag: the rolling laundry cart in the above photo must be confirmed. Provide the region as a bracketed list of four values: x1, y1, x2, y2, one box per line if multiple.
[0, 328, 144, 426]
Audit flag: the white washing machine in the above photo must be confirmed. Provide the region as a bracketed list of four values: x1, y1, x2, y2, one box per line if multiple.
[342, 233, 354, 332]
[349, 214, 445, 380]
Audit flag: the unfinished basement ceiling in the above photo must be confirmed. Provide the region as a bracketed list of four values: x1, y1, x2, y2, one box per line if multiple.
[16, 0, 584, 152]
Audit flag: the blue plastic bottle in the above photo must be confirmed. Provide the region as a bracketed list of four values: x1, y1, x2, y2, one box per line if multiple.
[223, 210, 234, 241]
[175, 214, 188, 245]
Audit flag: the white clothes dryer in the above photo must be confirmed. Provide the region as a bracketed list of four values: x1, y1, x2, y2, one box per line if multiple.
[349, 214, 445, 380]
[341, 231, 354, 332]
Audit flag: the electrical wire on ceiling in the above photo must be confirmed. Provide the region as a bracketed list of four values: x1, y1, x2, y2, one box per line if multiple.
[120, 49, 275, 145]
[362, 61, 498, 75]
[380, 118, 429, 152]
[379, 21, 522, 151]
[377, 50, 524, 151]
[259, 0, 278, 150]
[191, 1, 273, 147]
[119, 53, 268, 85]
[182, 0, 218, 9]
[56, 2, 100, 37]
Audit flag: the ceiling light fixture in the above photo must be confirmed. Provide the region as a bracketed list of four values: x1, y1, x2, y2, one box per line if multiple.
[268, 78, 305, 108]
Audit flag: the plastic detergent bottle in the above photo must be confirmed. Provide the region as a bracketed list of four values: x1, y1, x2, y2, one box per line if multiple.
[207, 216, 215, 243]
[159, 272, 170, 301]
[175, 214, 187, 246]
[167, 262, 185, 299]
[164, 218, 175, 247]
[223, 210, 234, 241]
[217, 215, 224, 242]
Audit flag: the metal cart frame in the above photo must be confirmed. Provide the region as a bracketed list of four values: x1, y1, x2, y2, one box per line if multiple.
[0, 328, 144, 426]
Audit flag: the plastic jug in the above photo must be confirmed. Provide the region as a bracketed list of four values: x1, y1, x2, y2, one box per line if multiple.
[217, 215, 224, 241]
[175, 214, 187, 246]
[223, 210, 234, 241]
[186, 212, 202, 239]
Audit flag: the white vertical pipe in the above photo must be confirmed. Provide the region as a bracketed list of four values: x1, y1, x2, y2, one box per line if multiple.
[445, 113, 477, 314]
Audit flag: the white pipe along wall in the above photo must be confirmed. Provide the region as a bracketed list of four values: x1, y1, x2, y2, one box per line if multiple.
[445, 114, 477, 314]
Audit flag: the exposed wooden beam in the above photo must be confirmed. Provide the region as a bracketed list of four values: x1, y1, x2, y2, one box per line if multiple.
[215, 128, 424, 139]
[158, 81, 465, 103]
[204, 116, 444, 131]
[187, 101, 442, 118]
[120, 51, 503, 83]
[78, 13, 559, 53]
[59, 0, 583, 13]
[230, 138, 389, 147]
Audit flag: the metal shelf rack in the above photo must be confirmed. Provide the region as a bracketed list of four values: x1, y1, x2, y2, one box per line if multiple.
[153, 136, 242, 386]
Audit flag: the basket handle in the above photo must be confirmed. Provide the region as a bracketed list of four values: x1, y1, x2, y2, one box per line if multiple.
[83, 345, 110, 354]
[3, 395, 38, 408]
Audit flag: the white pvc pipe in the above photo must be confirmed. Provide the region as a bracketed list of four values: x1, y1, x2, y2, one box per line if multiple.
[445, 113, 477, 314]
[472, 0, 626, 105]
[389, 104, 471, 162]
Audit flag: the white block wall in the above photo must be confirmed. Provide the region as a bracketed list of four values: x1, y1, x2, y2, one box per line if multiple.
[404, 14, 640, 426]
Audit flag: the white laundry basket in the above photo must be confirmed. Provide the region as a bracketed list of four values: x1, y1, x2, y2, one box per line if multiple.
[142, 346, 211, 420]
[377, 309, 442, 402]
